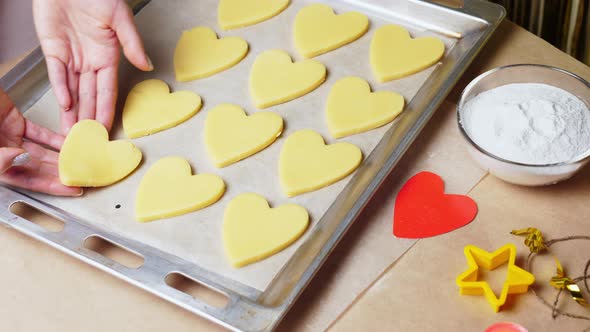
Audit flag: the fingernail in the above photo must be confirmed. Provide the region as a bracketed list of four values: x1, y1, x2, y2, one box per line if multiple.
[146, 55, 154, 71]
[75, 189, 84, 197]
[11, 153, 31, 167]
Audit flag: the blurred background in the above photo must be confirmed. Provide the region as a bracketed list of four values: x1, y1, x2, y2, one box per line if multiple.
[488, 0, 590, 65]
[0, 0, 37, 63]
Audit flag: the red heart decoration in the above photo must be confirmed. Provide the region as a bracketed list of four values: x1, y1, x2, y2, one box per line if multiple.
[393, 171, 478, 239]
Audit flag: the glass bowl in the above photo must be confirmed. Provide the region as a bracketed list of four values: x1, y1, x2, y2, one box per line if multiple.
[457, 64, 590, 186]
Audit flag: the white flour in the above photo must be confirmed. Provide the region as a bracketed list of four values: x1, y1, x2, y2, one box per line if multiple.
[461, 83, 590, 165]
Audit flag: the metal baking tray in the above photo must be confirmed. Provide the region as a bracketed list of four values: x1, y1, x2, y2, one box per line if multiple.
[0, 0, 505, 331]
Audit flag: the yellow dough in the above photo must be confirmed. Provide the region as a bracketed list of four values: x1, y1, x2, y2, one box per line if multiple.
[294, 4, 369, 59]
[135, 157, 225, 222]
[223, 193, 309, 267]
[59, 120, 142, 187]
[174, 27, 248, 82]
[122, 79, 202, 138]
[218, 0, 290, 30]
[327, 77, 405, 138]
[205, 104, 283, 167]
[250, 50, 326, 109]
[370, 24, 445, 82]
[279, 130, 362, 197]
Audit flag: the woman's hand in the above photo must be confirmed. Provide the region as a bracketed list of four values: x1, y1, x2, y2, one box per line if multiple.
[33, 0, 153, 134]
[0, 90, 82, 196]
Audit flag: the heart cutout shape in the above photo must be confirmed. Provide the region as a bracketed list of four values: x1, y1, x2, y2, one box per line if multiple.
[135, 157, 225, 222]
[59, 120, 142, 187]
[205, 104, 283, 167]
[371, 25, 445, 82]
[250, 50, 326, 109]
[122, 79, 202, 138]
[327, 76, 405, 138]
[279, 130, 362, 197]
[174, 27, 248, 82]
[218, 0, 290, 30]
[393, 172, 478, 239]
[294, 4, 369, 58]
[223, 193, 309, 267]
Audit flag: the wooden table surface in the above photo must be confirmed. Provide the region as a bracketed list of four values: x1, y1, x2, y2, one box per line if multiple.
[1, 20, 589, 331]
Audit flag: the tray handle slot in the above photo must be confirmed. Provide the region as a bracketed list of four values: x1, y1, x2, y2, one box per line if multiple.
[9, 201, 65, 232]
[84, 235, 145, 269]
[165, 272, 229, 308]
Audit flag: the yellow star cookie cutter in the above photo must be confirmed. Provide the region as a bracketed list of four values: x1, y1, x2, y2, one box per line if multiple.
[456, 244, 535, 312]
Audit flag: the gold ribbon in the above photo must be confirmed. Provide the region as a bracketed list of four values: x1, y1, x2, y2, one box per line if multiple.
[566, 284, 590, 307]
[511, 227, 548, 253]
[512, 227, 590, 308]
[550, 257, 572, 289]
[550, 257, 590, 307]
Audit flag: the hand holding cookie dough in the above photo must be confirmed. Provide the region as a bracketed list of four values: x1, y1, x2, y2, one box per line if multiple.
[0, 0, 150, 196]
[0, 89, 82, 196]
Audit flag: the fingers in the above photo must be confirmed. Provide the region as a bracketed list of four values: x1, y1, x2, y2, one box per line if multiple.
[0, 88, 15, 113]
[24, 120, 65, 151]
[1, 142, 82, 196]
[22, 142, 59, 164]
[1, 169, 82, 196]
[61, 69, 80, 134]
[96, 67, 118, 131]
[38, 161, 59, 177]
[45, 57, 72, 111]
[112, 1, 153, 72]
[78, 71, 97, 122]
[0, 147, 27, 173]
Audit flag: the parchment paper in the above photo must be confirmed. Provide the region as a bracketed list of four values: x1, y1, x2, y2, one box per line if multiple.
[333, 171, 590, 332]
[24, 0, 456, 291]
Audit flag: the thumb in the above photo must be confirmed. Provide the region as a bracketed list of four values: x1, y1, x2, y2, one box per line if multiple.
[112, 1, 153, 71]
[0, 148, 29, 173]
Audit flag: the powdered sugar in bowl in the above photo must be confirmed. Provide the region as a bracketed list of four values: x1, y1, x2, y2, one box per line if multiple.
[457, 64, 590, 186]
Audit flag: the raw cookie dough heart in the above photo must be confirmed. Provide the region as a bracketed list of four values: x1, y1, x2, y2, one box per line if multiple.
[59, 120, 142, 187]
[223, 193, 309, 267]
[218, 0, 290, 30]
[327, 76, 405, 138]
[250, 50, 326, 109]
[294, 4, 369, 58]
[135, 157, 225, 222]
[122, 79, 202, 138]
[205, 104, 283, 167]
[370, 24, 445, 82]
[279, 130, 362, 197]
[174, 27, 248, 82]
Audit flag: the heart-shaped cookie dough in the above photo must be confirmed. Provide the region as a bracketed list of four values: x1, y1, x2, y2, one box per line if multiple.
[279, 130, 362, 197]
[174, 27, 248, 82]
[250, 50, 326, 109]
[294, 4, 369, 58]
[59, 120, 142, 187]
[223, 193, 309, 267]
[370, 25, 445, 82]
[205, 104, 283, 167]
[327, 77, 405, 138]
[135, 157, 225, 222]
[122, 79, 202, 138]
[218, 0, 290, 30]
